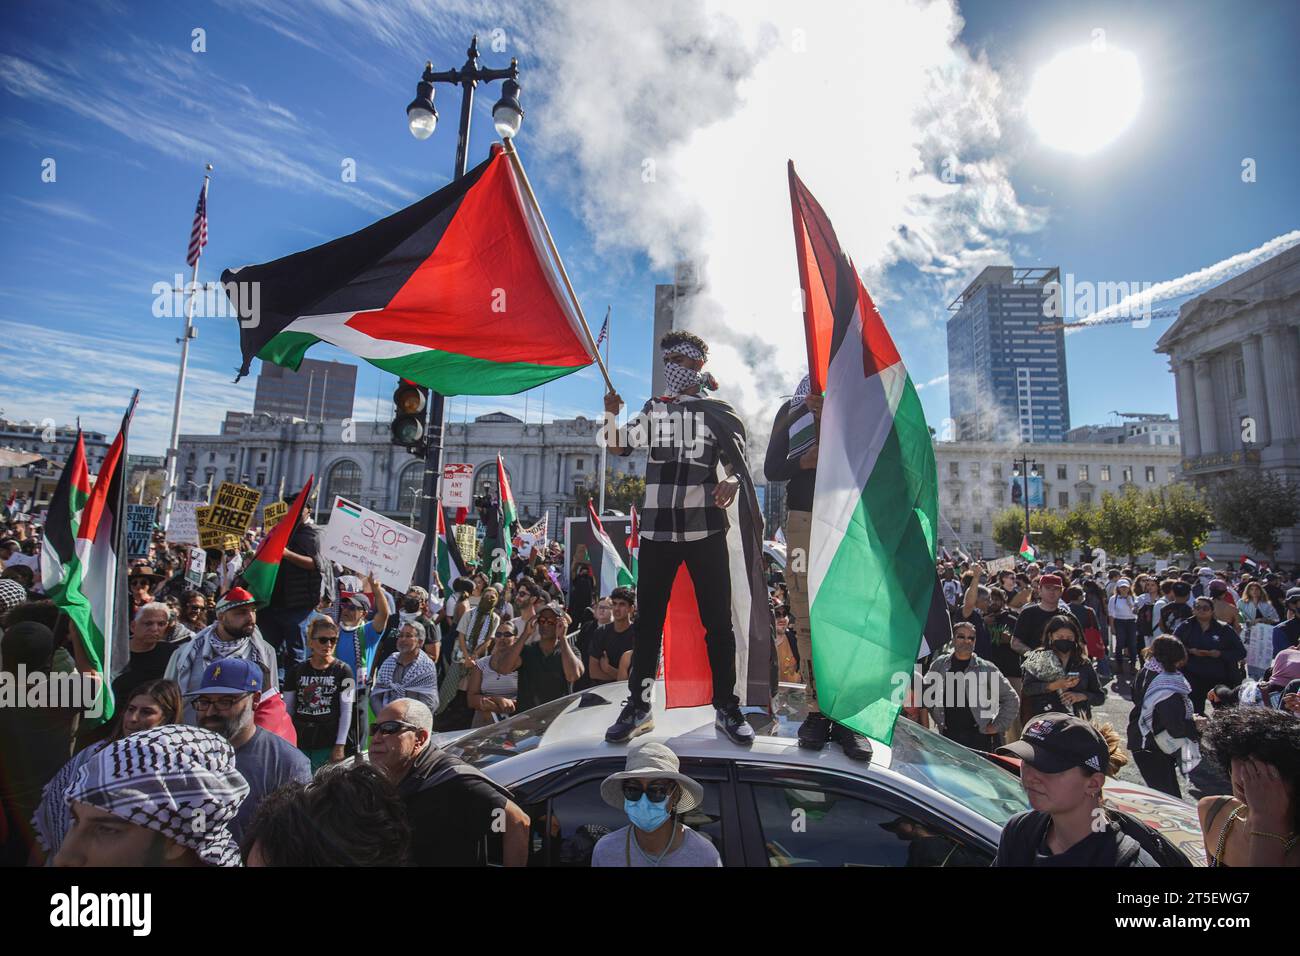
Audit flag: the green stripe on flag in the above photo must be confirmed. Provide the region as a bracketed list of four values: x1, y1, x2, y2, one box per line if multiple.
[258, 331, 321, 369]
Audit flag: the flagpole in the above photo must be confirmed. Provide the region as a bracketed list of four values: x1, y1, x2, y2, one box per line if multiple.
[597, 305, 610, 516]
[162, 164, 212, 532]
[500, 138, 613, 392]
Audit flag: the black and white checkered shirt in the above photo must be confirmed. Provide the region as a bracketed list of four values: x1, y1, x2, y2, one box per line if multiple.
[614, 395, 740, 542]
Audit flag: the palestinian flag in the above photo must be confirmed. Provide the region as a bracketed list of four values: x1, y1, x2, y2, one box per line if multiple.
[41, 394, 138, 721]
[790, 162, 938, 744]
[625, 505, 639, 583]
[224, 144, 593, 395]
[435, 501, 468, 591]
[587, 499, 633, 596]
[38, 430, 91, 599]
[1019, 535, 1036, 562]
[243, 476, 313, 605]
[492, 454, 518, 585]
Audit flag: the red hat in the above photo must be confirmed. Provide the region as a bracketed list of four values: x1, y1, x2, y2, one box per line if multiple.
[1039, 574, 1064, 588]
[216, 587, 257, 614]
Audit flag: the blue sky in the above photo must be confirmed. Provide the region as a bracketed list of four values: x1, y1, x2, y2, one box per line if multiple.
[2, 0, 1297, 456]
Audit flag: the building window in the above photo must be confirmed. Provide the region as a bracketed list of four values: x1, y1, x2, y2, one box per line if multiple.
[949, 462, 960, 477]
[397, 462, 425, 515]
[576, 458, 585, 471]
[208, 452, 215, 463]
[1081, 491, 1093, 505]
[993, 464, 1003, 479]
[973, 520, 983, 534]
[225, 468, 235, 482]
[972, 490, 982, 507]
[1145, 466, 1156, 483]
[951, 490, 961, 506]
[1059, 491, 1069, 508]
[970, 462, 981, 479]
[1100, 465, 1111, 482]
[1168, 467, 1177, 480]
[259, 452, 267, 463]
[1232, 357, 1245, 397]
[951, 519, 961, 533]
[326, 459, 363, 506]
[1078, 465, 1089, 482]
[256, 472, 266, 486]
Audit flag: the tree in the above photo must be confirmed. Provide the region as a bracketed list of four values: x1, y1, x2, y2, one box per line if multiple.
[1034, 509, 1072, 562]
[992, 507, 1028, 556]
[1092, 487, 1157, 564]
[1145, 531, 1175, 559]
[1064, 504, 1097, 554]
[1152, 483, 1215, 557]
[991, 506, 1067, 559]
[576, 473, 646, 515]
[1212, 471, 1300, 563]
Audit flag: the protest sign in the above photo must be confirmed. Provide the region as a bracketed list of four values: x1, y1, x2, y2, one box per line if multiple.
[442, 463, 474, 511]
[453, 523, 479, 565]
[167, 500, 200, 545]
[196, 506, 239, 551]
[986, 555, 1016, 574]
[263, 501, 289, 532]
[125, 505, 154, 560]
[205, 482, 260, 537]
[186, 546, 206, 587]
[320, 496, 425, 593]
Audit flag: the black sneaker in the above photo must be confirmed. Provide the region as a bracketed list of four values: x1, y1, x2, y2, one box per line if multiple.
[605, 699, 654, 743]
[715, 705, 755, 746]
[830, 721, 873, 762]
[797, 711, 833, 751]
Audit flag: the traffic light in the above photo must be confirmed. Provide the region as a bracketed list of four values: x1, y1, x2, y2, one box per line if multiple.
[391, 379, 428, 455]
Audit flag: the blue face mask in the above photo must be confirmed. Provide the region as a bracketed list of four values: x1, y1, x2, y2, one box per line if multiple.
[624, 794, 671, 832]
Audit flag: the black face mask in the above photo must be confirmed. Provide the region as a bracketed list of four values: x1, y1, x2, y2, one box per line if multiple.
[402, 597, 421, 613]
[1052, 639, 1076, 654]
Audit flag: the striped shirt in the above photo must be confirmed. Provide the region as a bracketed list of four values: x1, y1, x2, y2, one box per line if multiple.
[615, 395, 739, 543]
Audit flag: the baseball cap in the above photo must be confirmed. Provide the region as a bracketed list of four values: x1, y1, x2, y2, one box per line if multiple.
[1039, 574, 1063, 589]
[192, 658, 264, 696]
[1208, 580, 1228, 595]
[1285, 587, 1300, 603]
[537, 600, 565, 619]
[997, 712, 1109, 775]
[215, 587, 257, 614]
[340, 593, 370, 611]
[1172, 581, 1192, 597]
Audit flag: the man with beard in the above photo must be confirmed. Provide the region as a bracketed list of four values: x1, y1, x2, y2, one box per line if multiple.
[165, 587, 279, 725]
[178, 588, 211, 633]
[189, 657, 311, 844]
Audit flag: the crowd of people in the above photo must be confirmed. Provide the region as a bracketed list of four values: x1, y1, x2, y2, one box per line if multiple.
[1, 330, 1298, 868]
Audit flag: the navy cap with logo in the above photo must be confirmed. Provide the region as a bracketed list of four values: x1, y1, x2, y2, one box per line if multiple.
[192, 658, 264, 696]
[997, 712, 1109, 775]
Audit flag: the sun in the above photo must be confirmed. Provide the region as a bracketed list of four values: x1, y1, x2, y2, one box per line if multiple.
[1026, 44, 1143, 155]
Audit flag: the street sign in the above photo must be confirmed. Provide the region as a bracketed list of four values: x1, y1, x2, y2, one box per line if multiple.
[442, 463, 474, 510]
[320, 496, 426, 593]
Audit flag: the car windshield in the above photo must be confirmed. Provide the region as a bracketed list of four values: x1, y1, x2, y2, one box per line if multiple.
[443, 695, 576, 769]
[887, 718, 1030, 827]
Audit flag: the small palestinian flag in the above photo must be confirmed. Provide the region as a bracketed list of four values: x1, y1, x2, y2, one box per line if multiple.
[436, 501, 467, 591]
[625, 505, 639, 584]
[41, 394, 137, 721]
[243, 476, 313, 606]
[587, 498, 633, 596]
[1019, 535, 1036, 562]
[225, 144, 593, 396]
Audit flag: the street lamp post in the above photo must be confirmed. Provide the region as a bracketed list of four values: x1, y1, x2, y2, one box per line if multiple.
[406, 35, 523, 592]
[1010, 454, 1041, 547]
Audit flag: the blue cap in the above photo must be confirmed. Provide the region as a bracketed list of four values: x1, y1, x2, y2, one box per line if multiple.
[192, 658, 263, 696]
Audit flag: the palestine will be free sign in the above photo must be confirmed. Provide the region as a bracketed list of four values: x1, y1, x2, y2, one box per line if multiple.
[206, 482, 260, 536]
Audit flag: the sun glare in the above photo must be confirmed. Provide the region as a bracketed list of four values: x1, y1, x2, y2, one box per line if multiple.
[1026, 44, 1143, 155]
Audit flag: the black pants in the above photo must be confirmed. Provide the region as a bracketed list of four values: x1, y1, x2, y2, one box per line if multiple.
[1187, 674, 1216, 716]
[628, 532, 738, 710]
[1134, 748, 1181, 798]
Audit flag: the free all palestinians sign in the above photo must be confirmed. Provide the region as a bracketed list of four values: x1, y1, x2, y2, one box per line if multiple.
[205, 482, 260, 537]
[263, 500, 289, 532]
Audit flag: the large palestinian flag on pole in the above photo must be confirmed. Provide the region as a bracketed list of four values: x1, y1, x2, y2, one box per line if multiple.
[789, 162, 939, 744]
[492, 454, 518, 585]
[41, 394, 138, 721]
[587, 498, 633, 596]
[243, 475, 312, 605]
[224, 144, 594, 395]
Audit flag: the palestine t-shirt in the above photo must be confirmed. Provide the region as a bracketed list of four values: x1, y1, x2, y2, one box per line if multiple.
[286, 658, 354, 750]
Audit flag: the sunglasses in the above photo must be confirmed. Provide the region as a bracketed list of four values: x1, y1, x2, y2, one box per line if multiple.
[495, 630, 516, 638]
[312, 636, 338, 645]
[372, 720, 419, 737]
[621, 779, 676, 803]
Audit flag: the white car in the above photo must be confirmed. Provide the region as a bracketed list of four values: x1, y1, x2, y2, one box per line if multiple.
[434, 681, 1206, 866]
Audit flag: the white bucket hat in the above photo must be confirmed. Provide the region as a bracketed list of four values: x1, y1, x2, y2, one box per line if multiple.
[599, 741, 703, 813]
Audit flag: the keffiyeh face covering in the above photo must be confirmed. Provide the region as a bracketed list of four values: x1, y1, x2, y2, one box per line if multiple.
[66, 724, 250, 867]
[661, 341, 716, 396]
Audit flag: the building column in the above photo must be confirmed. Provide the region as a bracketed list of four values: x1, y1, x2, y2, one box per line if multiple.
[1174, 360, 1201, 458]
[1239, 335, 1271, 447]
[1262, 327, 1300, 442]
[1192, 356, 1218, 454]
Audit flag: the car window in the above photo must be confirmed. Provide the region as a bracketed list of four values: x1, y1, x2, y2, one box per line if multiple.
[444, 694, 575, 769]
[532, 772, 725, 867]
[750, 783, 992, 868]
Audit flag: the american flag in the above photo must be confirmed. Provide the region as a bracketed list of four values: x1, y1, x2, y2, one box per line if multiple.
[186, 182, 208, 267]
[595, 310, 609, 348]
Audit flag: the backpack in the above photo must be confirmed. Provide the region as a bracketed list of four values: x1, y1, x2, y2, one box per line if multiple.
[1136, 601, 1154, 638]
[1107, 808, 1192, 867]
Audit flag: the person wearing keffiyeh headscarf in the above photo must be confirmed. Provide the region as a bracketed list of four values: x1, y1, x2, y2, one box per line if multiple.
[54, 724, 249, 867]
[372, 621, 440, 715]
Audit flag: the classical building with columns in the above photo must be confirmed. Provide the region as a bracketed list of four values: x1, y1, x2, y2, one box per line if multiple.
[178, 411, 647, 530]
[1156, 243, 1300, 563]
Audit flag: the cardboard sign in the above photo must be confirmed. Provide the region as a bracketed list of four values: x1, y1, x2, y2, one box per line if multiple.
[125, 505, 155, 561]
[320, 496, 425, 593]
[205, 482, 260, 537]
[195, 506, 239, 552]
[986, 555, 1016, 574]
[442, 463, 474, 510]
[453, 523, 479, 565]
[263, 501, 289, 532]
[186, 546, 206, 587]
[168, 500, 200, 545]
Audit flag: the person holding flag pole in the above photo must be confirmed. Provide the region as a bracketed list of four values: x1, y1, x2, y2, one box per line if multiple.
[161, 164, 212, 532]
